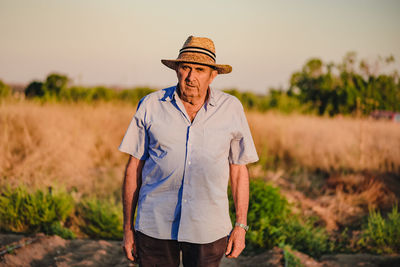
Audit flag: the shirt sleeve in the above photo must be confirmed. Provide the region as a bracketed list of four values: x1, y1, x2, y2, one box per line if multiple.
[228, 101, 259, 165]
[118, 99, 149, 160]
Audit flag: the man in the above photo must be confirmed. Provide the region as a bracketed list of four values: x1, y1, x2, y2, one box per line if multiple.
[119, 36, 258, 266]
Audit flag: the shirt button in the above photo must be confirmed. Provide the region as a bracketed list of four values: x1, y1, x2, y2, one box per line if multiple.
[183, 199, 187, 203]
[188, 161, 191, 165]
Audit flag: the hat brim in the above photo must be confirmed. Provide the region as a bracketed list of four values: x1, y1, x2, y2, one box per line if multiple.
[161, 59, 232, 74]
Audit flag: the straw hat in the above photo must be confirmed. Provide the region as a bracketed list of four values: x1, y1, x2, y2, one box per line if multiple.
[161, 36, 232, 74]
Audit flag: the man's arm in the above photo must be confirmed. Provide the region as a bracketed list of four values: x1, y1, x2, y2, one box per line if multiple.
[225, 163, 249, 258]
[122, 155, 145, 262]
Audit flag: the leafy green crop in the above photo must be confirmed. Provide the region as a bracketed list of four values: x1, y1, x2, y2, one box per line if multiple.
[0, 186, 75, 239]
[358, 205, 400, 254]
[78, 198, 123, 240]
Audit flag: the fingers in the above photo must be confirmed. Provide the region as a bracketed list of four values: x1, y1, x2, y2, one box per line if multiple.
[226, 243, 245, 258]
[122, 244, 135, 261]
[132, 240, 137, 256]
[123, 230, 137, 262]
[225, 237, 233, 256]
[225, 229, 246, 258]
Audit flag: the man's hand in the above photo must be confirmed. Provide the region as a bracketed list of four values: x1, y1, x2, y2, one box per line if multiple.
[122, 156, 143, 262]
[225, 226, 246, 258]
[122, 230, 137, 262]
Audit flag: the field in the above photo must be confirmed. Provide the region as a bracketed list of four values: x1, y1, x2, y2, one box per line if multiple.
[1, 99, 400, 265]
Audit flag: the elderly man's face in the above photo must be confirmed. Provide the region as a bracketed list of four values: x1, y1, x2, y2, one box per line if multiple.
[176, 63, 218, 100]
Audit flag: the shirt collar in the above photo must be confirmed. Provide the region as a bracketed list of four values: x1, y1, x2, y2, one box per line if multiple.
[206, 87, 216, 107]
[163, 84, 216, 107]
[159, 86, 176, 102]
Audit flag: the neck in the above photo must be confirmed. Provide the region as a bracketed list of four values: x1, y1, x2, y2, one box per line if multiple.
[177, 86, 210, 122]
[177, 85, 209, 107]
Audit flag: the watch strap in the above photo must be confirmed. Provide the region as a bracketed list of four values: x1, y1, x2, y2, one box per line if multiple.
[235, 222, 249, 231]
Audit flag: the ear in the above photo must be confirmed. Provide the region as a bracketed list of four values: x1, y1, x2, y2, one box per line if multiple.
[209, 69, 218, 84]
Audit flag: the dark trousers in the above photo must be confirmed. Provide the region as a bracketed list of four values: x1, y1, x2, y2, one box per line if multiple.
[136, 231, 228, 267]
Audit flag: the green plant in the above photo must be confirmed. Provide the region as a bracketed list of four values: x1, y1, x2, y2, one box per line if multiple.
[283, 216, 329, 258]
[328, 227, 353, 254]
[358, 205, 400, 254]
[44, 221, 76, 239]
[280, 244, 304, 267]
[247, 180, 291, 250]
[78, 198, 123, 240]
[229, 179, 329, 257]
[0, 186, 75, 239]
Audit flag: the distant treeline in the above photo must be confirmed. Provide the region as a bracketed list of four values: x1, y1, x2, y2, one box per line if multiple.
[1, 52, 399, 116]
[0, 75, 155, 105]
[227, 52, 400, 116]
[21, 74, 155, 105]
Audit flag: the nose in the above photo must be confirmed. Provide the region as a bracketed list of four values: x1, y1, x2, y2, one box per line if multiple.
[185, 69, 195, 82]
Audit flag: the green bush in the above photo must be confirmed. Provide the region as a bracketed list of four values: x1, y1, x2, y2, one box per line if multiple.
[283, 217, 329, 258]
[88, 86, 116, 101]
[0, 186, 75, 239]
[0, 80, 11, 98]
[229, 179, 329, 257]
[78, 198, 123, 240]
[358, 205, 400, 254]
[59, 86, 92, 102]
[118, 87, 155, 105]
[247, 180, 291, 250]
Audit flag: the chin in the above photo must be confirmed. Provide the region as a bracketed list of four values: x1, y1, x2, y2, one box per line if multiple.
[184, 87, 199, 94]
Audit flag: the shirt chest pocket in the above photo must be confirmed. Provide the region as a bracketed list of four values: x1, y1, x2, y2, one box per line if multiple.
[203, 126, 232, 161]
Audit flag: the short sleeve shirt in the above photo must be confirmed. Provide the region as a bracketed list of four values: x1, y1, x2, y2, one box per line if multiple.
[119, 85, 258, 244]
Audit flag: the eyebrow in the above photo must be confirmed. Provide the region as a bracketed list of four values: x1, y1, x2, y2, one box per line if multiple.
[180, 64, 210, 71]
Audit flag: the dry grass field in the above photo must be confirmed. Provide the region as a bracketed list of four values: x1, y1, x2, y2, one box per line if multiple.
[247, 111, 400, 228]
[0, 100, 133, 199]
[248, 111, 400, 173]
[1, 100, 399, 212]
[1, 100, 400, 263]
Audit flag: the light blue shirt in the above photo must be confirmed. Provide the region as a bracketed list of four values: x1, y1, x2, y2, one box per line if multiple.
[119, 85, 258, 244]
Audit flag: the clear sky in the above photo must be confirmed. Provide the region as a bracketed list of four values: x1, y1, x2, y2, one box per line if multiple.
[1, 0, 399, 94]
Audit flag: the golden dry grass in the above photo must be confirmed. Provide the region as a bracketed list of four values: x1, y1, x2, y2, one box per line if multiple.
[1, 100, 400, 201]
[247, 111, 400, 173]
[282, 173, 397, 230]
[0, 100, 133, 198]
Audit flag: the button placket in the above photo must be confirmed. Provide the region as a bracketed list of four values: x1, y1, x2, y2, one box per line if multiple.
[182, 125, 191, 206]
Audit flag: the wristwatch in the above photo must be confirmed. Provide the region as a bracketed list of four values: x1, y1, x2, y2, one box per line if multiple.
[235, 222, 249, 231]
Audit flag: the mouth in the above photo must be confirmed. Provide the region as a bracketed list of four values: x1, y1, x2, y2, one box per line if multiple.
[185, 83, 196, 88]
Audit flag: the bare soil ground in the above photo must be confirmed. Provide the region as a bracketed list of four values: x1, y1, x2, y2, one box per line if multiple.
[1, 233, 399, 267]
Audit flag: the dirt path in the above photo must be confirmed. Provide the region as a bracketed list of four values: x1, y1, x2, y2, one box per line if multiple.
[1, 234, 399, 267]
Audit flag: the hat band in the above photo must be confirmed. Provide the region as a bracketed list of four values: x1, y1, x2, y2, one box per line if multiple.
[179, 46, 216, 62]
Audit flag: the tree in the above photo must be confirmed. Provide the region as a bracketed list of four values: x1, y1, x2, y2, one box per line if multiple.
[288, 53, 400, 116]
[25, 81, 44, 98]
[43, 73, 69, 96]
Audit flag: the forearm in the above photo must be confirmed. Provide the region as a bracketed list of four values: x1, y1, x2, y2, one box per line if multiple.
[122, 156, 144, 232]
[229, 164, 249, 225]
